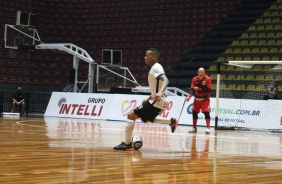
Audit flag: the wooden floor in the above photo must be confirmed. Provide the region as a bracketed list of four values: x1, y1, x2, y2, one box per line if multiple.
[0, 116, 282, 184]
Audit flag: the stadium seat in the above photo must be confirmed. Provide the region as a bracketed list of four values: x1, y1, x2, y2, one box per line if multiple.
[249, 33, 258, 38]
[256, 25, 265, 30]
[240, 40, 249, 46]
[208, 65, 217, 71]
[234, 57, 242, 61]
[251, 48, 259, 53]
[245, 75, 254, 80]
[265, 39, 275, 46]
[236, 84, 245, 91]
[272, 18, 280, 23]
[233, 48, 241, 54]
[274, 24, 281, 30]
[217, 57, 225, 62]
[225, 65, 235, 71]
[227, 74, 235, 80]
[266, 32, 275, 38]
[256, 84, 265, 91]
[258, 40, 266, 46]
[252, 56, 261, 61]
[255, 75, 264, 80]
[275, 76, 282, 81]
[263, 18, 272, 24]
[269, 48, 278, 53]
[254, 19, 263, 24]
[243, 56, 252, 61]
[220, 74, 227, 80]
[226, 57, 234, 61]
[220, 84, 227, 90]
[249, 40, 257, 46]
[260, 48, 269, 53]
[258, 33, 266, 38]
[231, 40, 239, 46]
[253, 65, 263, 71]
[209, 74, 217, 80]
[220, 65, 226, 71]
[263, 65, 272, 71]
[276, 32, 282, 38]
[246, 85, 256, 91]
[264, 25, 274, 30]
[248, 25, 256, 30]
[265, 75, 274, 81]
[270, 56, 280, 61]
[261, 56, 270, 61]
[235, 74, 245, 80]
[227, 84, 236, 90]
[276, 40, 282, 45]
[224, 48, 233, 54]
[270, 11, 279, 16]
[240, 33, 249, 38]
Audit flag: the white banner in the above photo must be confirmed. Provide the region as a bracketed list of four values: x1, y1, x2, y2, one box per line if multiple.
[44, 92, 184, 122]
[108, 94, 185, 121]
[45, 92, 282, 130]
[44, 92, 113, 119]
[179, 97, 282, 129]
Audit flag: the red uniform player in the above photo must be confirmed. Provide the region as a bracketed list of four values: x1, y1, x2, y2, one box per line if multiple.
[186, 67, 212, 134]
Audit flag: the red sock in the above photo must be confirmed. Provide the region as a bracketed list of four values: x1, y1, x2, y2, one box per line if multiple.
[206, 119, 210, 129]
[193, 119, 197, 128]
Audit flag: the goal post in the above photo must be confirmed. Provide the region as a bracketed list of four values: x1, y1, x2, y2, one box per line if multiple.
[214, 61, 282, 132]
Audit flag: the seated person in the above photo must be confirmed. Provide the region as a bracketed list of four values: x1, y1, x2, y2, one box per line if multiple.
[263, 81, 279, 100]
[11, 86, 25, 114]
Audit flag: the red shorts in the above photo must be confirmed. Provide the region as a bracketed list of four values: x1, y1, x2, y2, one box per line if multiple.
[192, 99, 210, 113]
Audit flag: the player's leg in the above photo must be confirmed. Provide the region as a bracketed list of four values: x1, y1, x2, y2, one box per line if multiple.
[114, 101, 154, 150]
[189, 101, 200, 133]
[11, 101, 16, 113]
[21, 102, 25, 115]
[113, 111, 137, 151]
[201, 100, 211, 134]
[154, 117, 179, 133]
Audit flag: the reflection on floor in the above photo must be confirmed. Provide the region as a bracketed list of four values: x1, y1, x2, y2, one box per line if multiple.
[0, 117, 282, 183]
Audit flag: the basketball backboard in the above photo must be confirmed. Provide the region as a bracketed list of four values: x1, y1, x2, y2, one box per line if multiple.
[4, 24, 40, 50]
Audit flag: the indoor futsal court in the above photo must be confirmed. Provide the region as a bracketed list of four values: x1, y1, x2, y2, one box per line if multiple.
[0, 116, 281, 184]
[1, 0, 282, 183]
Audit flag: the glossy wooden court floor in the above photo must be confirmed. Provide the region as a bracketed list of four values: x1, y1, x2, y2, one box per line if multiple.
[0, 116, 281, 184]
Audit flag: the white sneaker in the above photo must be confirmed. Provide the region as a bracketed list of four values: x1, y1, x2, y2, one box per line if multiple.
[205, 129, 210, 134]
[189, 128, 197, 133]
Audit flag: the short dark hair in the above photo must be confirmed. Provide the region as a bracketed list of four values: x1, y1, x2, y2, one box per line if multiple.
[147, 48, 160, 59]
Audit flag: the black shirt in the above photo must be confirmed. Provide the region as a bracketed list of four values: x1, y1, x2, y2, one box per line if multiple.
[13, 92, 24, 102]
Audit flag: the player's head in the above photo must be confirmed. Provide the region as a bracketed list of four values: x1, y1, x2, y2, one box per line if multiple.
[198, 67, 206, 80]
[145, 48, 160, 66]
[270, 81, 275, 86]
[16, 86, 22, 91]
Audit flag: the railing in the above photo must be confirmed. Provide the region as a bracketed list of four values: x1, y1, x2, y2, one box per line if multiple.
[0, 92, 52, 114]
[131, 86, 188, 96]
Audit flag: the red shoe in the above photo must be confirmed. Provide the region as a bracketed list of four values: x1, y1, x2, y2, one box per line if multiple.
[170, 118, 179, 133]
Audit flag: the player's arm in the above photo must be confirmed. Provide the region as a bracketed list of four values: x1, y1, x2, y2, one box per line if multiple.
[197, 77, 212, 92]
[157, 74, 169, 93]
[154, 74, 169, 101]
[186, 78, 196, 101]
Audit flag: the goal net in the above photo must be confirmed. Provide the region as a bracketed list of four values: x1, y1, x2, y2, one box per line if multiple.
[216, 61, 282, 132]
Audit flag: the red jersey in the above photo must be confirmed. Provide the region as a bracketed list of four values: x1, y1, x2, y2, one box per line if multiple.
[191, 75, 212, 99]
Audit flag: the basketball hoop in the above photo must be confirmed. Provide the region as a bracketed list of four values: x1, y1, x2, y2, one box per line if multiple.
[8, 49, 17, 58]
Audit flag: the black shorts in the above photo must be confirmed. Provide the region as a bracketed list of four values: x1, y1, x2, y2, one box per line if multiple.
[133, 100, 162, 123]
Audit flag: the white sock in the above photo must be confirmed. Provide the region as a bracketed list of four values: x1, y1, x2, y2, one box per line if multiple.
[125, 119, 135, 145]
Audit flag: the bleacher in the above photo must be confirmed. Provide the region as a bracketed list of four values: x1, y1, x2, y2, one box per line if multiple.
[0, 0, 281, 113]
